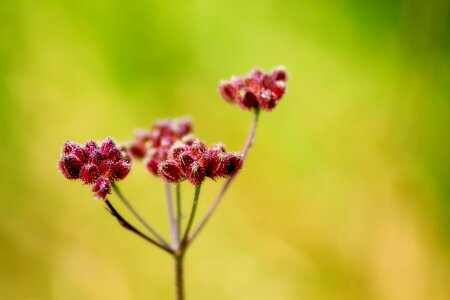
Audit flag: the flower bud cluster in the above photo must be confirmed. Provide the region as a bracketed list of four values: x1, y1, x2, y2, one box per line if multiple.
[219, 66, 287, 111]
[158, 140, 243, 186]
[59, 138, 131, 199]
[127, 117, 193, 171]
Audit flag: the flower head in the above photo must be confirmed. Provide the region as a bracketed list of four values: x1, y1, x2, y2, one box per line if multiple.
[219, 66, 287, 111]
[58, 138, 131, 199]
[156, 139, 243, 186]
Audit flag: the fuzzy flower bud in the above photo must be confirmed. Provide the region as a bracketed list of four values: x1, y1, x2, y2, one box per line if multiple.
[92, 177, 111, 199]
[219, 66, 287, 111]
[158, 160, 185, 183]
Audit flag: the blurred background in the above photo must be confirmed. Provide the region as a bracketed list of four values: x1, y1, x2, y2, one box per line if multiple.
[0, 0, 449, 299]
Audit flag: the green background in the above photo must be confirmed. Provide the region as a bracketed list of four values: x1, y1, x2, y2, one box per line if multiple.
[1, 0, 449, 299]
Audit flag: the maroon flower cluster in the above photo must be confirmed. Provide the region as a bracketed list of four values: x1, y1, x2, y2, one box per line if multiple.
[158, 140, 243, 186]
[219, 66, 287, 111]
[126, 117, 243, 186]
[59, 138, 131, 199]
[127, 117, 193, 175]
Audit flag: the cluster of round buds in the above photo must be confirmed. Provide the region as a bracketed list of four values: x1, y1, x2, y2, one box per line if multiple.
[126, 117, 194, 175]
[58, 138, 131, 199]
[158, 139, 243, 186]
[219, 66, 287, 111]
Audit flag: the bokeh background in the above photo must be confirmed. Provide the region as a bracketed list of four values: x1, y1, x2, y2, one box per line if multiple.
[1, 0, 449, 299]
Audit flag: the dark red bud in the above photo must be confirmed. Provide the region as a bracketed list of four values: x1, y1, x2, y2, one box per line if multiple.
[168, 142, 189, 160]
[206, 151, 226, 178]
[158, 160, 184, 183]
[59, 154, 84, 179]
[190, 140, 207, 157]
[145, 157, 160, 175]
[84, 141, 99, 155]
[99, 160, 115, 180]
[128, 141, 147, 159]
[174, 117, 192, 137]
[271, 67, 287, 81]
[88, 149, 103, 165]
[223, 153, 243, 177]
[181, 134, 196, 145]
[219, 81, 237, 103]
[113, 161, 131, 180]
[179, 152, 195, 174]
[92, 177, 111, 199]
[187, 162, 206, 186]
[239, 90, 259, 110]
[101, 138, 122, 162]
[80, 163, 100, 184]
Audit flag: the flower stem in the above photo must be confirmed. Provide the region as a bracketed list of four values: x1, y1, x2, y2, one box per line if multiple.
[111, 182, 170, 248]
[174, 254, 185, 300]
[176, 184, 182, 243]
[181, 186, 201, 247]
[187, 108, 260, 244]
[104, 199, 173, 254]
[165, 182, 179, 249]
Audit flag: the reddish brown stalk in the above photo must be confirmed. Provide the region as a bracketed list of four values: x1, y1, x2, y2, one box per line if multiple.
[104, 199, 174, 255]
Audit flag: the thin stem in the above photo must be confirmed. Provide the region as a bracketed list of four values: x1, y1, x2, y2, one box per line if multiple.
[104, 199, 173, 255]
[181, 186, 201, 247]
[174, 255, 184, 300]
[165, 182, 179, 249]
[176, 184, 182, 244]
[111, 182, 170, 248]
[187, 108, 260, 244]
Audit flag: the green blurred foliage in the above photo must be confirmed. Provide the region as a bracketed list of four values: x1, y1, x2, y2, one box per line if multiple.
[0, 0, 449, 299]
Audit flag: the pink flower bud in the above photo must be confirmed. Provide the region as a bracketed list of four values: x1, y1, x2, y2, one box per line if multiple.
[80, 163, 100, 184]
[92, 177, 111, 199]
[158, 160, 185, 183]
[187, 162, 206, 186]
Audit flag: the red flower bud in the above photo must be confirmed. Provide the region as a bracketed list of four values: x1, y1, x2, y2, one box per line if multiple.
[178, 152, 195, 174]
[223, 153, 243, 177]
[206, 148, 227, 178]
[168, 141, 189, 160]
[190, 140, 207, 157]
[128, 140, 147, 159]
[187, 162, 206, 186]
[59, 154, 84, 179]
[219, 81, 237, 103]
[113, 160, 131, 180]
[80, 163, 100, 184]
[158, 160, 184, 183]
[101, 138, 122, 162]
[84, 141, 99, 155]
[99, 160, 115, 180]
[271, 66, 287, 81]
[219, 66, 287, 112]
[92, 177, 111, 199]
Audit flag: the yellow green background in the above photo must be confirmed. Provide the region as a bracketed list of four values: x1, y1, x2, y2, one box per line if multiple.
[1, 0, 449, 299]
